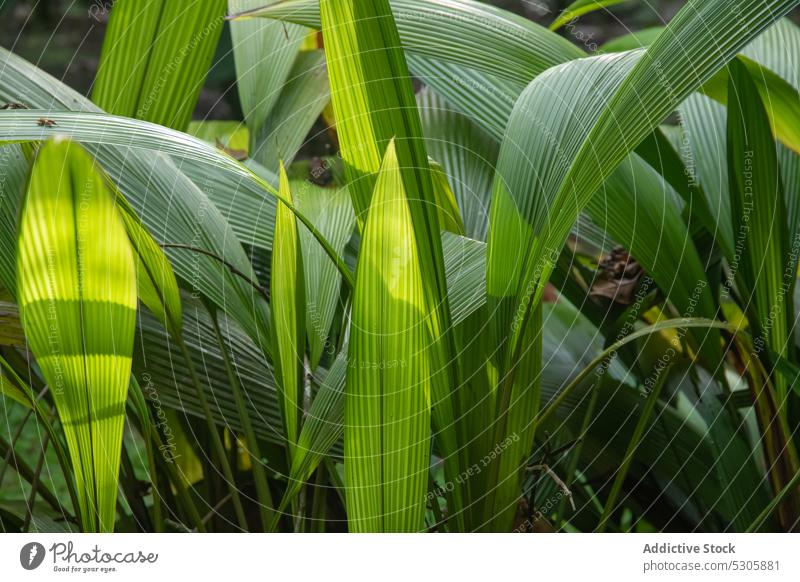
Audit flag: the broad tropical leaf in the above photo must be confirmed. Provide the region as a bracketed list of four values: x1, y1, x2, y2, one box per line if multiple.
[233, 0, 585, 85]
[346, 141, 431, 532]
[0, 50, 272, 355]
[319, 0, 465, 526]
[93, 0, 227, 131]
[487, 0, 800, 365]
[17, 139, 137, 532]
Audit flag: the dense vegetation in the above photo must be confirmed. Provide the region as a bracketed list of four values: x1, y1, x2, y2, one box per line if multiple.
[1, 0, 800, 533]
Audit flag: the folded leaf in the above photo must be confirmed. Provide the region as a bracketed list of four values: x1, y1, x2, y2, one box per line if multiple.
[93, 0, 227, 131]
[346, 141, 431, 532]
[114, 193, 182, 336]
[272, 165, 306, 453]
[17, 139, 137, 532]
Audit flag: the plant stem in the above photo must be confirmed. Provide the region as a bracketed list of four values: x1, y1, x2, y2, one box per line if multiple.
[0, 355, 82, 529]
[596, 365, 670, 532]
[144, 421, 206, 532]
[23, 431, 49, 532]
[555, 385, 600, 529]
[0, 432, 62, 514]
[747, 464, 800, 532]
[175, 334, 249, 530]
[210, 312, 276, 531]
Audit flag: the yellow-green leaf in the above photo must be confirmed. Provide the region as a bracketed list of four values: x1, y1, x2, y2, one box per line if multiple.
[114, 193, 182, 336]
[271, 164, 306, 454]
[17, 139, 137, 532]
[320, 0, 465, 527]
[92, 0, 227, 131]
[346, 141, 431, 532]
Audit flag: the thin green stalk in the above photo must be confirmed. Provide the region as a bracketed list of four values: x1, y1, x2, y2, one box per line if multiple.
[427, 470, 448, 533]
[596, 365, 671, 532]
[201, 493, 234, 526]
[747, 465, 800, 532]
[210, 311, 276, 531]
[175, 335, 249, 530]
[308, 464, 327, 533]
[0, 432, 62, 514]
[556, 383, 601, 529]
[0, 401, 35, 486]
[536, 319, 735, 427]
[0, 355, 82, 529]
[22, 431, 49, 532]
[144, 421, 205, 532]
[144, 432, 164, 533]
[119, 441, 153, 531]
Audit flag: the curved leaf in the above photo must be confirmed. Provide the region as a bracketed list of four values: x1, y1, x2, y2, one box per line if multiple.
[114, 193, 182, 336]
[550, 0, 633, 31]
[0, 50, 273, 355]
[488, 0, 799, 364]
[232, 0, 585, 84]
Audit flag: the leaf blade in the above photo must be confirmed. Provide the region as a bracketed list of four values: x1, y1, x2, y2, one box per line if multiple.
[17, 139, 138, 531]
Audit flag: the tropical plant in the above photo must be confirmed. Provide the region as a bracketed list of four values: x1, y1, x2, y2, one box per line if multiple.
[0, 0, 799, 533]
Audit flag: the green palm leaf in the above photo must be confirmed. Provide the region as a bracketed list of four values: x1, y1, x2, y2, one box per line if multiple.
[114, 193, 182, 336]
[293, 181, 355, 370]
[346, 141, 431, 532]
[232, 0, 584, 84]
[230, 0, 306, 143]
[93, 0, 227, 131]
[319, 0, 465, 526]
[488, 0, 799, 363]
[0, 144, 26, 294]
[17, 139, 137, 532]
[727, 60, 793, 400]
[0, 50, 273, 353]
[272, 166, 307, 454]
